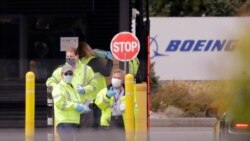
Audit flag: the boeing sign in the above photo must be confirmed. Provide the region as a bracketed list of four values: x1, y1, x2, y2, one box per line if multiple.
[150, 37, 237, 58]
[150, 17, 250, 80]
[150, 35, 168, 58]
[165, 39, 237, 52]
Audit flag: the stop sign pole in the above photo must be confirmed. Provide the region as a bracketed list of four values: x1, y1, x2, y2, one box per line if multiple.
[110, 31, 140, 73]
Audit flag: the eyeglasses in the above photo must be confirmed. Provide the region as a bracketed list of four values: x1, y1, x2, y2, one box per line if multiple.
[64, 72, 73, 76]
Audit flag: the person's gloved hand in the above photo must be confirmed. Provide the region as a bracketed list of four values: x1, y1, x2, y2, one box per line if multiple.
[105, 51, 113, 60]
[76, 104, 85, 113]
[82, 104, 91, 113]
[107, 89, 117, 97]
[76, 104, 91, 113]
[77, 85, 85, 94]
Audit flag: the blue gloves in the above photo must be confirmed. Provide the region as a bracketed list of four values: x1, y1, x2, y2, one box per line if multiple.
[105, 51, 113, 60]
[76, 104, 84, 113]
[107, 89, 117, 97]
[76, 104, 91, 113]
[77, 85, 85, 94]
[93, 49, 113, 60]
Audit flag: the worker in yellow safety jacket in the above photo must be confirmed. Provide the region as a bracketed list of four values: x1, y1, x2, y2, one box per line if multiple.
[52, 64, 91, 141]
[94, 69, 126, 141]
[46, 47, 98, 130]
[77, 41, 113, 129]
[46, 47, 97, 101]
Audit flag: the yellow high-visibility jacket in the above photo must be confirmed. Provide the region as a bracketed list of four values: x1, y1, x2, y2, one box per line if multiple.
[95, 84, 138, 127]
[52, 80, 82, 127]
[46, 60, 98, 102]
[94, 84, 126, 126]
[80, 56, 107, 101]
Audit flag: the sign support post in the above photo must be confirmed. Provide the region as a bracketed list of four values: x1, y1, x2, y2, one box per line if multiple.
[110, 32, 141, 141]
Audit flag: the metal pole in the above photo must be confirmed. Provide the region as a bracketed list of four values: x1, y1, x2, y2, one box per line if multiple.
[25, 71, 35, 141]
[124, 53, 127, 74]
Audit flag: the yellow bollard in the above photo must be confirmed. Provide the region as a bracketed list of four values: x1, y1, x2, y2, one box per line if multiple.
[214, 120, 220, 141]
[25, 72, 35, 141]
[135, 83, 147, 141]
[125, 74, 135, 141]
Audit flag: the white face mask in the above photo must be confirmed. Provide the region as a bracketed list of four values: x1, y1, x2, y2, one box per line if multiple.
[63, 75, 73, 83]
[111, 78, 122, 88]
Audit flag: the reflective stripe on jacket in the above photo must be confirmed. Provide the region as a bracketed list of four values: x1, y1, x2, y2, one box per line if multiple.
[46, 60, 98, 102]
[52, 80, 81, 127]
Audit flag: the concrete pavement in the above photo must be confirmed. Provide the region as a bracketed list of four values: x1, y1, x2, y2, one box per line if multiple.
[150, 117, 218, 127]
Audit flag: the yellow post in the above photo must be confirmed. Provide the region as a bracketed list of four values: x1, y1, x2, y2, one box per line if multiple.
[125, 74, 135, 141]
[25, 71, 35, 141]
[135, 82, 147, 141]
[214, 120, 220, 141]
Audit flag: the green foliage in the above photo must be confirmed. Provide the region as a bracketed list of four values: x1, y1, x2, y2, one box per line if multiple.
[230, 79, 250, 122]
[149, 0, 250, 16]
[227, 29, 250, 123]
[149, 0, 171, 16]
[150, 62, 160, 93]
[205, 0, 235, 16]
[149, 0, 250, 119]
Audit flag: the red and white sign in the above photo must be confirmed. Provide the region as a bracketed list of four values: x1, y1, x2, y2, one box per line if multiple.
[110, 32, 140, 61]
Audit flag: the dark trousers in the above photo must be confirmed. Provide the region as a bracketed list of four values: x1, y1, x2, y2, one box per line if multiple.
[110, 116, 124, 129]
[92, 103, 102, 129]
[110, 116, 125, 141]
[57, 123, 77, 141]
[75, 103, 102, 141]
[99, 116, 125, 141]
[79, 103, 101, 129]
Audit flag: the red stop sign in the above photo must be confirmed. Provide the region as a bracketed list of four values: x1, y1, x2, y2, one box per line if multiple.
[110, 32, 140, 61]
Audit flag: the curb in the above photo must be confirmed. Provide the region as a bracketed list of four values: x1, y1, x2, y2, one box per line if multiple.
[150, 117, 218, 127]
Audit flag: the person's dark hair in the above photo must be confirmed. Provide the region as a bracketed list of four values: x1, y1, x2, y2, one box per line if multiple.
[77, 41, 95, 59]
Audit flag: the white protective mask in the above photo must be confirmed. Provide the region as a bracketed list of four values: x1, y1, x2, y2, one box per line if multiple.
[63, 75, 73, 83]
[111, 78, 122, 88]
